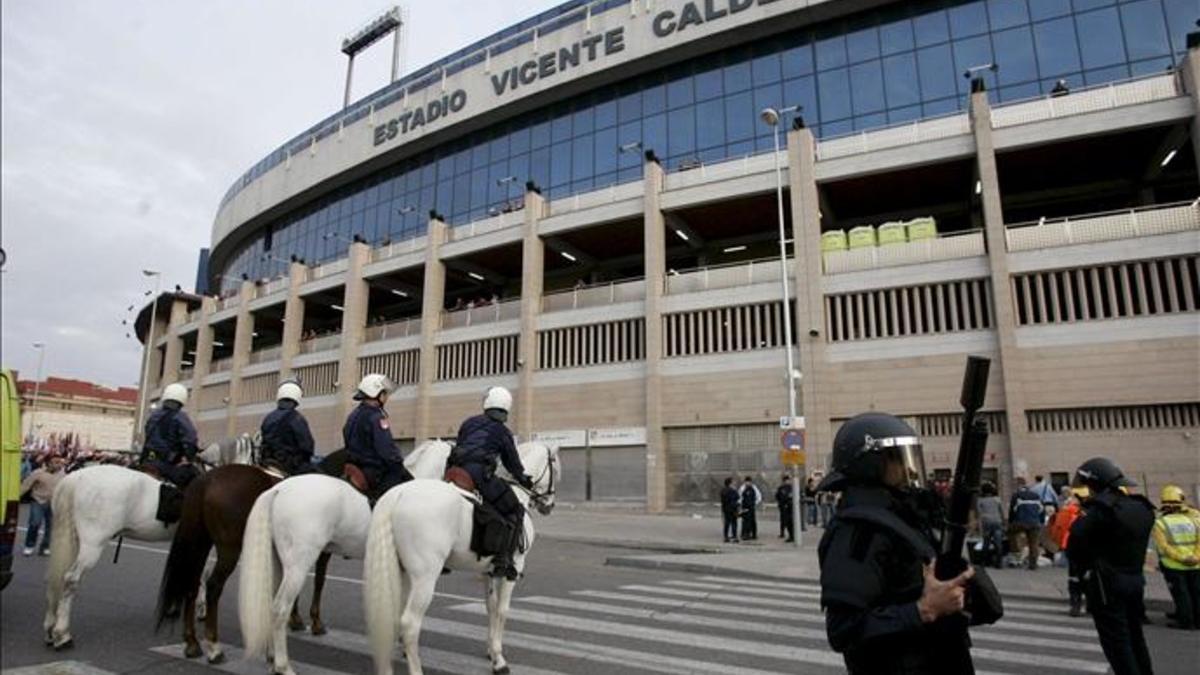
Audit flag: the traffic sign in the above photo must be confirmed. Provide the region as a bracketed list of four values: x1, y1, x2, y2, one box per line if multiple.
[780, 449, 806, 466]
[781, 429, 806, 450]
[779, 416, 806, 429]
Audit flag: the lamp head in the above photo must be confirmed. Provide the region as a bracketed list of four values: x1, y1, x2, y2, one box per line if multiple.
[760, 107, 780, 126]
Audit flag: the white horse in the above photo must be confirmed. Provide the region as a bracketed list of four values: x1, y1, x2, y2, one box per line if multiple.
[44, 464, 177, 648]
[199, 432, 260, 466]
[237, 440, 453, 675]
[363, 442, 560, 675]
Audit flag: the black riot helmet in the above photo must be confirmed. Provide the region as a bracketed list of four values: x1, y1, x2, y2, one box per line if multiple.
[1073, 457, 1136, 492]
[817, 412, 925, 493]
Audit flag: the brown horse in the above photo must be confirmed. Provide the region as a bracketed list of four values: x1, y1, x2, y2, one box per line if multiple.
[153, 463, 336, 663]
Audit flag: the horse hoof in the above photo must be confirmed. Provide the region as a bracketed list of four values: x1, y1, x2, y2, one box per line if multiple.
[310, 622, 327, 637]
[287, 619, 306, 632]
[207, 651, 225, 665]
[492, 666, 510, 675]
[53, 638, 74, 651]
[184, 644, 203, 659]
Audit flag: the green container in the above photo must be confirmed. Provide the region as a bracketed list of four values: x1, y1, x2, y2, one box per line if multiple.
[877, 221, 907, 245]
[821, 230, 848, 252]
[848, 225, 877, 249]
[906, 217, 938, 241]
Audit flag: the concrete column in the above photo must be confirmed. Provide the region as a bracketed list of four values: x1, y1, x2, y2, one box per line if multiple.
[1179, 41, 1200, 176]
[160, 300, 190, 386]
[971, 89, 1025, 500]
[189, 297, 217, 391]
[224, 281, 257, 437]
[786, 127, 830, 474]
[642, 157, 668, 512]
[337, 243, 372, 419]
[516, 188, 547, 439]
[278, 262, 309, 380]
[414, 218, 449, 440]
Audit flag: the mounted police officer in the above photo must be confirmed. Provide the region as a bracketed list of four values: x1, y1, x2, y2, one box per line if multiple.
[1069, 457, 1156, 674]
[446, 385, 533, 581]
[343, 373, 413, 500]
[817, 412, 979, 674]
[260, 380, 315, 475]
[137, 382, 200, 489]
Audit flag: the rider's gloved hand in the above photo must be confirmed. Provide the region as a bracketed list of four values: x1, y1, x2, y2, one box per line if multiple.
[518, 473, 534, 490]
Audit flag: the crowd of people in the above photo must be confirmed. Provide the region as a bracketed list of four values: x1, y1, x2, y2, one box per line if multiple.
[449, 294, 502, 312]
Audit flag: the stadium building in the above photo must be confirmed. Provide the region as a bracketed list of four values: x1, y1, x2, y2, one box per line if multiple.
[137, 0, 1200, 507]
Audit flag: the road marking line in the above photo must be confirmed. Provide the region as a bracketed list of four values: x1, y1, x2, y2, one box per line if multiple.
[150, 643, 349, 675]
[293, 628, 566, 675]
[3, 661, 120, 675]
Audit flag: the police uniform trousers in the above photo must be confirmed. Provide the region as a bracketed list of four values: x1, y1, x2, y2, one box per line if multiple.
[1088, 571, 1154, 675]
[1161, 566, 1200, 629]
[462, 463, 524, 525]
[148, 458, 197, 490]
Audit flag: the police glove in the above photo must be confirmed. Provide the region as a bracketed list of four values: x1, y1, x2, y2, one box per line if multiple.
[518, 473, 534, 490]
[916, 563, 973, 623]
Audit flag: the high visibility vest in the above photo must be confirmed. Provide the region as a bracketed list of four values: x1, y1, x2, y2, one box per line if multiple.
[1155, 512, 1200, 570]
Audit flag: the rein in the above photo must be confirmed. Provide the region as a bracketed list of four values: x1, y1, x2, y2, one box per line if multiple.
[506, 446, 556, 509]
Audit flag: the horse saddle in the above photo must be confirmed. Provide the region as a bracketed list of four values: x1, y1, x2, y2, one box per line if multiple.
[343, 463, 370, 495]
[444, 466, 476, 493]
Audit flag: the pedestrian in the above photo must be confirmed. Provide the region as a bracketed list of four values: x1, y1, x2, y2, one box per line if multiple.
[1032, 473, 1060, 513]
[1069, 457, 1156, 675]
[1154, 484, 1199, 630]
[720, 477, 740, 543]
[976, 481, 1005, 569]
[1009, 476, 1043, 570]
[775, 475, 794, 542]
[1049, 486, 1089, 615]
[817, 412, 981, 673]
[739, 476, 761, 540]
[803, 477, 817, 526]
[19, 455, 65, 556]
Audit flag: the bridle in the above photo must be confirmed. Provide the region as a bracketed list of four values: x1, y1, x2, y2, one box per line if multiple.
[508, 445, 557, 513]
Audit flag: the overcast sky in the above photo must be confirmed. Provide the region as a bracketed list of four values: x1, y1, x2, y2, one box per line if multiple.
[1, 0, 562, 388]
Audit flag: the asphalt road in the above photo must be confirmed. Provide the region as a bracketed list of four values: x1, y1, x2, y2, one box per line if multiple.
[3, 520, 1198, 675]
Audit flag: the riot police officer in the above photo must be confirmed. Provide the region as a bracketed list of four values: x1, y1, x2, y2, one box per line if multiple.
[260, 380, 315, 475]
[817, 412, 978, 674]
[138, 382, 200, 489]
[446, 386, 533, 581]
[1068, 457, 1156, 675]
[343, 373, 413, 500]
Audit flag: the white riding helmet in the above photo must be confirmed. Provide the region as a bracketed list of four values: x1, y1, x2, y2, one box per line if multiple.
[355, 373, 394, 400]
[483, 386, 512, 413]
[162, 382, 188, 406]
[277, 380, 303, 404]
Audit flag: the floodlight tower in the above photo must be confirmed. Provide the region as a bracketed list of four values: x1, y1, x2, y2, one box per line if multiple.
[341, 6, 404, 109]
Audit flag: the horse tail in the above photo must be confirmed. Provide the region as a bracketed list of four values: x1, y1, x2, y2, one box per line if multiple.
[238, 486, 278, 659]
[155, 480, 211, 631]
[364, 488, 404, 670]
[45, 473, 79, 613]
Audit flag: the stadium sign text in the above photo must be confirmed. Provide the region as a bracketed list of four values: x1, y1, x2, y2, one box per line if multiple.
[489, 28, 625, 95]
[373, 89, 468, 146]
[652, 0, 785, 38]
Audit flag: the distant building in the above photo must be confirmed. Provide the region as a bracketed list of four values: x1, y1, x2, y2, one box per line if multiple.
[17, 377, 138, 452]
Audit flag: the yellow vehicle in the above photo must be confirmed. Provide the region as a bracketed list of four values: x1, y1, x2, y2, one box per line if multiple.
[1, 368, 21, 590]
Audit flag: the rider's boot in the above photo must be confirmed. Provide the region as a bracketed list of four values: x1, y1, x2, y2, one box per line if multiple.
[490, 527, 520, 581]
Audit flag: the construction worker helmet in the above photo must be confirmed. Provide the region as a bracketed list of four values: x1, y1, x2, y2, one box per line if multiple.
[1161, 484, 1186, 504]
[354, 373, 394, 401]
[276, 380, 303, 404]
[483, 386, 513, 413]
[162, 382, 189, 406]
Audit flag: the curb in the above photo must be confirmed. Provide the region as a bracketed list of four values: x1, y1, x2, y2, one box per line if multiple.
[539, 533, 723, 554]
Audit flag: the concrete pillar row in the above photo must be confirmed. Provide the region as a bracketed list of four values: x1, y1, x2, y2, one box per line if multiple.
[160, 299, 191, 387]
[971, 89, 1024, 500]
[414, 219, 449, 440]
[642, 156, 668, 513]
[517, 188, 547, 440]
[189, 297, 218, 392]
[785, 127, 829, 475]
[336, 242, 372, 421]
[1179, 41, 1200, 177]
[224, 280, 257, 437]
[278, 261, 309, 380]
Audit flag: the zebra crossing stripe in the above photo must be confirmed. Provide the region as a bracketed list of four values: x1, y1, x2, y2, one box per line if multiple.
[451, 602, 1107, 673]
[149, 644, 348, 675]
[519, 595, 1102, 654]
[292, 629, 566, 675]
[3, 662, 119, 675]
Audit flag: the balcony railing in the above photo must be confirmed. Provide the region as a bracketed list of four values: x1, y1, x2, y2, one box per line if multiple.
[185, 309, 202, 324]
[1005, 201, 1200, 252]
[816, 111, 970, 161]
[441, 298, 522, 329]
[256, 277, 288, 298]
[990, 72, 1180, 129]
[365, 317, 422, 342]
[298, 332, 343, 354]
[178, 367, 194, 381]
[248, 345, 282, 364]
[309, 258, 348, 281]
[217, 294, 240, 311]
[662, 153, 776, 191]
[548, 181, 643, 214]
[823, 230, 986, 274]
[210, 357, 233, 373]
[449, 208, 523, 241]
[542, 278, 646, 312]
[665, 257, 784, 295]
[371, 235, 427, 262]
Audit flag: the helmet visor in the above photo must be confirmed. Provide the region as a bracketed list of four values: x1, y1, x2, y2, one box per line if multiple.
[874, 436, 926, 491]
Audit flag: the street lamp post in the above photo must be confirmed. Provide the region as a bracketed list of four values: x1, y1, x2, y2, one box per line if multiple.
[28, 342, 46, 445]
[134, 270, 162, 452]
[761, 105, 803, 548]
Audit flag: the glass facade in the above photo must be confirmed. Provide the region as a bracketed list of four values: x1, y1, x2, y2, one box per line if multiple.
[218, 0, 1194, 290]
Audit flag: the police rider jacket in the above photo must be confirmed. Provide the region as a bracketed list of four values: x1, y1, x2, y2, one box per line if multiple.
[449, 414, 527, 484]
[139, 405, 199, 465]
[260, 401, 315, 472]
[343, 403, 404, 476]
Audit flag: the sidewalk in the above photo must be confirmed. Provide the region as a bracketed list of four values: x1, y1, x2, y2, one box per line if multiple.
[537, 504, 1174, 611]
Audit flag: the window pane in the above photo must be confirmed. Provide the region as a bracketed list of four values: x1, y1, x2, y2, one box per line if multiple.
[953, 35, 994, 93]
[617, 120, 641, 166]
[594, 127, 617, 175]
[913, 9, 950, 47]
[725, 91, 755, 143]
[529, 147, 550, 189]
[816, 29, 848, 70]
[1073, 0, 1115, 11]
[783, 76, 818, 124]
[752, 51, 782, 85]
[1120, 0, 1170, 61]
[986, 0, 1029, 30]
[884, 53, 921, 107]
[1165, 0, 1197, 58]
[1029, 0, 1071, 21]
[696, 98, 726, 149]
[724, 54, 753, 93]
[695, 60, 724, 100]
[949, 1, 989, 38]
[880, 19, 915, 55]
[572, 135, 594, 182]
[1083, 64, 1130, 85]
[643, 112, 667, 157]
[1076, 8, 1126, 69]
[594, 95, 616, 130]
[1033, 17, 1081, 77]
[668, 107, 695, 158]
[992, 26, 1038, 85]
[1129, 56, 1172, 76]
[918, 44, 957, 100]
[572, 106, 594, 138]
[550, 141, 571, 187]
[753, 83, 783, 117]
[782, 42, 815, 77]
[552, 109, 572, 143]
[846, 27, 880, 63]
[854, 112, 887, 130]
[818, 68, 852, 121]
[667, 70, 694, 109]
[850, 60, 885, 114]
[643, 82, 667, 114]
[923, 96, 959, 117]
[888, 104, 922, 124]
